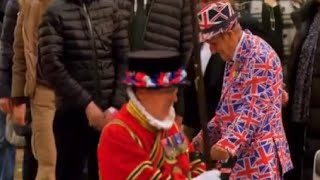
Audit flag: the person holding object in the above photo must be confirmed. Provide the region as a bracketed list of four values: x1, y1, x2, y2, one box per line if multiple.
[182, 0, 290, 141]
[9, 0, 59, 178]
[193, 1, 293, 179]
[98, 50, 221, 180]
[37, 0, 130, 178]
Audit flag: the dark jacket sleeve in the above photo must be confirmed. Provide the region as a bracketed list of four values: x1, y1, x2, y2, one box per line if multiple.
[175, 0, 193, 116]
[181, 0, 193, 66]
[0, 0, 18, 98]
[110, 0, 130, 109]
[11, 0, 26, 98]
[38, 9, 92, 109]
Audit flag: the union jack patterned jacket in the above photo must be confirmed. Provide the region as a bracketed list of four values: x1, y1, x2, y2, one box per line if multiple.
[206, 30, 293, 179]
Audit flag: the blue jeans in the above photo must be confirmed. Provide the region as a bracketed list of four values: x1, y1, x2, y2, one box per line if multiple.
[0, 112, 15, 180]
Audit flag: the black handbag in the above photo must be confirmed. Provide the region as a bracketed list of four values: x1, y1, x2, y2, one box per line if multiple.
[12, 107, 32, 137]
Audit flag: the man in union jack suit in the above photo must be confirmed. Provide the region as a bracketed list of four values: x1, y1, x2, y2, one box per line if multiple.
[98, 50, 221, 179]
[193, 1, 293, 179]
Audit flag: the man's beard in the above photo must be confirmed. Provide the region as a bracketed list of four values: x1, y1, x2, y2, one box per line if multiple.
[127, 88, 176, 130]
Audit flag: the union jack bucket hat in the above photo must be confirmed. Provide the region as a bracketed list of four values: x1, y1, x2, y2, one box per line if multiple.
[198, 1, 239, 42]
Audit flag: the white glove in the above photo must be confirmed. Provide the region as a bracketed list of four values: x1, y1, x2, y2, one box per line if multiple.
[192, 169, 221, 180]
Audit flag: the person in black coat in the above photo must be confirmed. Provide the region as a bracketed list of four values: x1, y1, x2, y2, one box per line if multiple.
[284, 1, 320, 179]
[38, 0, 130, 179]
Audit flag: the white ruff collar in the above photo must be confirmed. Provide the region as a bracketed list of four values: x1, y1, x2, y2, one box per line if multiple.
[127, 88, 175, 130]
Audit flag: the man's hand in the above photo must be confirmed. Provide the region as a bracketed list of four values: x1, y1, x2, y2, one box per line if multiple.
[104, 107, 118, 122]
[12, 103, 26, 126]
[192, 135, 204, 153]
[85, 101, 105, 130]
[104, 109, 114, 122]
[0, 98, 12, 113]
[210, 144, 229, 161]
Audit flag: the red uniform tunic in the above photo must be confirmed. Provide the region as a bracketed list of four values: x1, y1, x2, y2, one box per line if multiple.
[98, 101, 206, 179]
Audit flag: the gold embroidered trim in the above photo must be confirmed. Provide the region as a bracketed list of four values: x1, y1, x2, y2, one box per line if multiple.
[127, 161, 153, 180]
[150, 169, 162, 180]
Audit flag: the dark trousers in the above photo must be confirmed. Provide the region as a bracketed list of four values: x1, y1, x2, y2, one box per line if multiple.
[54, 108, 100, 180]
[283, 121, 305, 180]
[23, 134, 38, 180]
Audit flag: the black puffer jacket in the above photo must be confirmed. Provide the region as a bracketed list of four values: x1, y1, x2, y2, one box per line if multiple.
[130, 0, 192, 65]
[0, 0, 18, 98]
[144, 0, 192, 64]
[38, 0, 130, 110]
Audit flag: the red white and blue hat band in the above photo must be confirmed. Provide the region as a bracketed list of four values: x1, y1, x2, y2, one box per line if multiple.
[123, 67, 188, 88]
